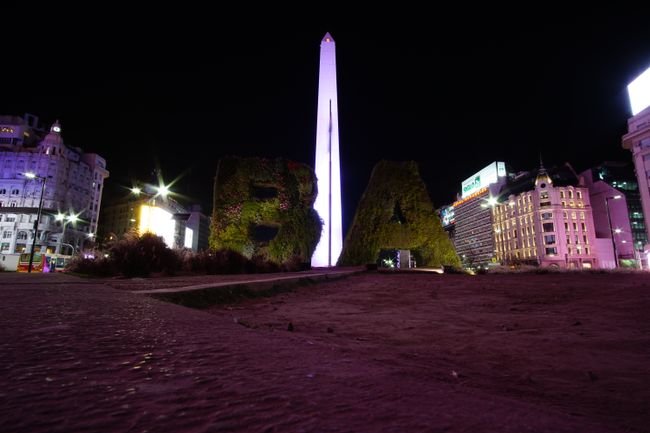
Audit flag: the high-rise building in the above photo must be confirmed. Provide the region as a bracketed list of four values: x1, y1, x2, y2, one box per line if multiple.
[312, 32, 343, 267]
[622, 65, 650, 254]
[580, 162, 643, 265]
[446, 162, 507, 267]
[0, 114, 108, 254]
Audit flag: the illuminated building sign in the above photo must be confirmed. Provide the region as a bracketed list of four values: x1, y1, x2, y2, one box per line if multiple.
[0, 126, 14, 133]
[440, 206, 456, 228]
[461, 161, 506, 198]
[453, 187, 488, 207]
[628, 65, 650, 116]
[138, 204, 175, 247]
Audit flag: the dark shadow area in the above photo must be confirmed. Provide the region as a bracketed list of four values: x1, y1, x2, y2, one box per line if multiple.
[251, 185, 279, 200]
[252, 225, 279, 242]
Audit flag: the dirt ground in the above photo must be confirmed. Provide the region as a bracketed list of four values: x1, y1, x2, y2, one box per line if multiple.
[2, 271, 649, 432]
[208, 272, 650, 432]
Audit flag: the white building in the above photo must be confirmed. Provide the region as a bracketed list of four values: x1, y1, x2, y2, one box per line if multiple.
[0, 114, 109, 254]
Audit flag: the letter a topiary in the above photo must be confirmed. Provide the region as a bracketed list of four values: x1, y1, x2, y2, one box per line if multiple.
[210, 156, 322, 265]
[338, 161, 460, 267]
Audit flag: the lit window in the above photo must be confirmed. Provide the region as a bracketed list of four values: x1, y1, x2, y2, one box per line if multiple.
[569, 190, 574, 199]
[577, 191, 582, 199]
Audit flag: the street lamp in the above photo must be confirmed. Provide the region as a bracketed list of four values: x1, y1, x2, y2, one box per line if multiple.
[605, 195, 622, 268]
[23, 172, 46, 273]
[55, 212, 79, 255]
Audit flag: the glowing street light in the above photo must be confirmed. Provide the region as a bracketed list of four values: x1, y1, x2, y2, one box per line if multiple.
[22, 172, 46, 273]
[131, 187, 142, 195]
[156, 185, 170, 197]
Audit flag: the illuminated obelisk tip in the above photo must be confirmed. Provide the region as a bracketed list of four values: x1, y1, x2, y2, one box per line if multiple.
[312, 32, 343, 267]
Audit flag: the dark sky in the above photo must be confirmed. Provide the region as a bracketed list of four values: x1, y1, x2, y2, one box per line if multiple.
[4, 7, 650, 234]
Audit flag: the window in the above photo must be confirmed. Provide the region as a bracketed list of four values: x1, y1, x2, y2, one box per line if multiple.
[575, 235, 579, 244]
[5, 216, 15, 222]
[0, 242, 9, 251]
[545, 247, 557, 255]
[577, 191, 582, 199]
[563, 211, 568, 219]
[569, 190, 574, 199]
[11, 189, 19, 195]
[560, 190, 565, 199]
[567, 235, 571, 244]
[571, 212, 577, 220]
[583, 235, 588, 244]
[585, 247, 590, 255]
[0, 189, 5, 194]
[564, 222, 569, 231]
[10, 202, 16, 207]
[580, 212, 585, 220]
[2, 231, 11, 239]
[544, 235, 556, 244]
[540, 191, 549, 199]
[16, 231, 28, 240]
[541, 212, 553, 220]
[581, 222, 586, 231]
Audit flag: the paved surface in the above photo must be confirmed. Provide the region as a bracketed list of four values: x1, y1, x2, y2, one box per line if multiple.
[1, 272, 644, 432]
[135, 269, 360, 295]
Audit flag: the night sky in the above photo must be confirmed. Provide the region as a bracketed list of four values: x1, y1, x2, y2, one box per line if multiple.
[4, 8, 650, 234]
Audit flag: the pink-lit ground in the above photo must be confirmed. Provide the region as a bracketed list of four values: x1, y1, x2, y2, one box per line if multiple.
[1, 272, 649, 432]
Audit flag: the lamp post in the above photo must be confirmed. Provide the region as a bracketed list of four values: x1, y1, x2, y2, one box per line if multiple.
[55, 213, 79, 255]
[23, 172, 46, 273]
[605, 195, 622, 268]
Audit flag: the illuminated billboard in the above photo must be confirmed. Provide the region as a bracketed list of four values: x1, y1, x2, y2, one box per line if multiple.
[139, 205, 175, 247]
[628, 66, 650, 116]
[461, 162, 506, 198]
[440, 206, 456, 228]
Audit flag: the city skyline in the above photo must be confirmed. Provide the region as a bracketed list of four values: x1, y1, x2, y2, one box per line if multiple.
[3, 9, 650, 234]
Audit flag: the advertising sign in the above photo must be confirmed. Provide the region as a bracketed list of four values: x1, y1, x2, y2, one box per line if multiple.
[461, 162, 506, 198]
[628, 66, 650, 116]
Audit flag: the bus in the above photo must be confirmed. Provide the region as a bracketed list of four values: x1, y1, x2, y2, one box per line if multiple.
[17, 253, 73, 273]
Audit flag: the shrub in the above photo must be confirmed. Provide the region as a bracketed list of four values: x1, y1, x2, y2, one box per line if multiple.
[66, 255, 116, 277]
[109, 232, 179, 277]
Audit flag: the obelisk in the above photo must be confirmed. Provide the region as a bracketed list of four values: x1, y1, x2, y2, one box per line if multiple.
[312, 32, 343, 267]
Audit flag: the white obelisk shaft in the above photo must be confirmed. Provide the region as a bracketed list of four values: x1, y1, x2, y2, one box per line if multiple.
[312, 32, 342, 267]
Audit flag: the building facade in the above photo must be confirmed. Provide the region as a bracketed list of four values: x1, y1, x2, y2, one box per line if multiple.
[99, 192, 210, 252]
[622, 68, 650, 253]
[0, 115, 108, 254]
[581, 162, 642, 265]
[446, 162, 508, 268]
[493, 168, 599, 269]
